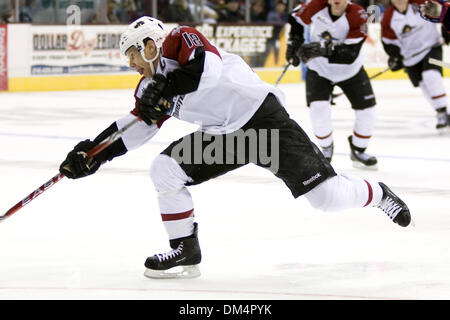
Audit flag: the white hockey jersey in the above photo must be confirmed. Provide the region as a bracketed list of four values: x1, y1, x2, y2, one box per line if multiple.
[116, 26, 286, 151]
[135, 26, 284, 130]
[291, 0, 368, 82]
[381, 0, 441, 67]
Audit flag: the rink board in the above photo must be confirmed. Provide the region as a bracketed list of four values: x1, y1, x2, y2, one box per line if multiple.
[3, 23, 450, 92]
[7, 67, 450, 92]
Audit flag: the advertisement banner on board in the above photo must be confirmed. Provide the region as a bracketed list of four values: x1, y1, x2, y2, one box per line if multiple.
[0, 24, 7, 91]
[30, 25, 130, 76]
[28, 23, 287, 77]
[196, 23, 287, 68]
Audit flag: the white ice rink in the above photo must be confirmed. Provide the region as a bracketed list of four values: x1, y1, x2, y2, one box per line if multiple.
[0, 78, 449, 300]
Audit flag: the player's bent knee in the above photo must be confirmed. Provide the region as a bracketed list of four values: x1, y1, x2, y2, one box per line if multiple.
[354, 107, 377, 133]
[310, 101, 331, 121]
[150, 154, 190, 192]
[305, 175, 363, 212]
[355, 106, 376, 121]
[304, 177, 337, 212]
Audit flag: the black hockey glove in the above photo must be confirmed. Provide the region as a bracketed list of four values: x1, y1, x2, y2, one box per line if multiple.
[59, 139, 101, 179]
[300, 41, 333, 64]
[286, 34, 303, 67]
[388, 56, 403, 71]
[137, 73, 171, 125]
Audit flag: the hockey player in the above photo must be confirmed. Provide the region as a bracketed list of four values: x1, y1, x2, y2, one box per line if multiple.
[382, 0, 450, 131]
[59, 16, 411, 279]
[286, 0, 378, 169]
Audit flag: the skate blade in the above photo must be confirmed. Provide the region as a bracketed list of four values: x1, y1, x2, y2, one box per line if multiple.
[437, 127, 450, 135]
[144, 265, 201, 279]
[351, 161, 378, 171]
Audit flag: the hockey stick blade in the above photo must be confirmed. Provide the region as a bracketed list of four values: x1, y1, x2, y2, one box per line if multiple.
[0, 173, 65, 223]
[0, 117, 140, 223]
[429, 58, 450, 68]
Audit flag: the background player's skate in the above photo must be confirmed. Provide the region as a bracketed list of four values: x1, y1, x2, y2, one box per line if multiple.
[435, 107, 450, 132]
[348, 136, 378, 170]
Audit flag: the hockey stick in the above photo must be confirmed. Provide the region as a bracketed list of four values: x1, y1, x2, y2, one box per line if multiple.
[275, 62, 292, 86]
[429, 57, 450, 68]
[0, 117, 140, 223]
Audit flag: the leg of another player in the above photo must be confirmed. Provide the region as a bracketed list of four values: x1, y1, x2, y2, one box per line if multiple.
[418, 69, 450, 131]
[337, 68, 378, 170]
[348, 106, 378, 170]
[310, 100, 334, 162]
[306, 69, 335, 162]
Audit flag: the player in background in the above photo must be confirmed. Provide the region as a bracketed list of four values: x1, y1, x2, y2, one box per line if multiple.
[420, 0, 450, 31]
[382, 0, 450, 131]
[59, 16, 411, 279]
[286, 0, 379, 169]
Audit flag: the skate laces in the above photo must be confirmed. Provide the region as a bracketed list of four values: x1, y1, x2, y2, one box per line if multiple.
[157, 243, 183, 262]
[376, 196, 402, 219]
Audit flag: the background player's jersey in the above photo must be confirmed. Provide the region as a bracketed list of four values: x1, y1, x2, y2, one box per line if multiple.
[381, 0, 441, 66]
[291, 0, 368, 82]
[132, 26, 285, 135]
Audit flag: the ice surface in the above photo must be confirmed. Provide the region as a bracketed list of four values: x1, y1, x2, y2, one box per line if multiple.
[0, 79, 449, 300]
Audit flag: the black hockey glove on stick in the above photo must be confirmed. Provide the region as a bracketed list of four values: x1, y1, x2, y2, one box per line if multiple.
[388, 56, 404, 71]
[59, 140, 102, 179]
[300, 40, 333, 64]
[137, 73, 171, 125]
[286, 34, 303, 67]
[0, 117, 139, 223]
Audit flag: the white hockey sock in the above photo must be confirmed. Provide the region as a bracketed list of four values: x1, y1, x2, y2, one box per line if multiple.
[304, 173, 383, 212]
[419, 70, 448, 111]
[352, 107, 376, 149]
[419, 81, 432, 105]
[310, 100, 333, 147]
[150, 154, 195, 240]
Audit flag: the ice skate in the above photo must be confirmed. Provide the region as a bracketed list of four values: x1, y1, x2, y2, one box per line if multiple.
[376, 183, 411, 227]
[144, 223, 202, 279]
[321, 142, 334, 163]
[348, 136, 378, 170]
[435, 107, 449, 132]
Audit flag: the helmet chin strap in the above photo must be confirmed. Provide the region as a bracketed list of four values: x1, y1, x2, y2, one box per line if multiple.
[141, 47, 160, 76]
